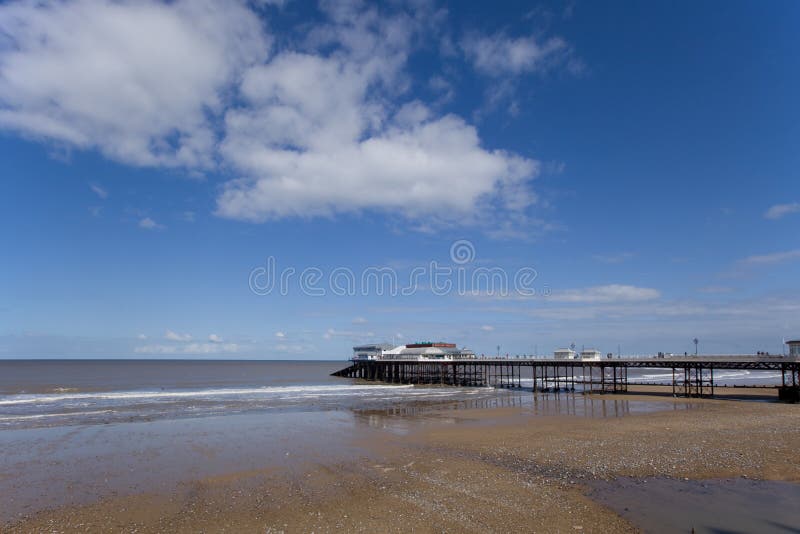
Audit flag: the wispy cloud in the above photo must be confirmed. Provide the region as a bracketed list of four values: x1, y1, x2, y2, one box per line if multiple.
[428, 75, 455, 103]
[739, 249, 800, 266]
[461, 32, 573, 77]
[89, 184, 108, 199]
[137, 330, 238, 354]
[480, 325, 494, 331]
[273, 342, 315, 355]
[764, 202, 800, 220]
[464, 284, 661, 304]
[135, 342, 239, 355]
[549, 284, 660, 303]
[139, 217, 165, 230]
[697, 285, 733, 294]
[323, 328, 375, 341]
[164, 330, 192, 342]
[462, 27, 582, 121]
[518, 297, 800, 342]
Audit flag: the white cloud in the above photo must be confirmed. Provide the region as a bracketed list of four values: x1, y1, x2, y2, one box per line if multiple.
[549, 284, 660, 303]
[739, 249, 800, 266]
[164, 330, 192, 342]
[0, 0, 268, 168]
[480, 325, 494, 332]
[461, 32, 572, 77]
[274, 331, 286, 338]
[1, 1, 547, 232]
[135, 342, 239, 355]
[137, 333, 147, 340]
[352, 317, 368, 324]
[215, 8, 539, 228]
[134, 330, 240, 354]
[764, 202, 800, 220]
[139, 217, 164, 230]
[218, 100, 536, 224]
[89, 184, 108, 199]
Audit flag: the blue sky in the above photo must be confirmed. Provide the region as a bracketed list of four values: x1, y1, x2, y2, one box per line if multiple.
[1, 0, 798, 359]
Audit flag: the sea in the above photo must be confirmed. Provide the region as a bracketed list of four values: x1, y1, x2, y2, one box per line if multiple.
[0, 359, 507, 430]
[0, 359, 783, 430]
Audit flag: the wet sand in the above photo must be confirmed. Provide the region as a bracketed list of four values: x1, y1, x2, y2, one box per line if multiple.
[590, 477, 800, 534]
[3, 391, 800, 533]
[624, 383, 781, 401]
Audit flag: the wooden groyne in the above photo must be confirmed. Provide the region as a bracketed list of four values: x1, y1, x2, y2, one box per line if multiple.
[332, 356, 800, 402]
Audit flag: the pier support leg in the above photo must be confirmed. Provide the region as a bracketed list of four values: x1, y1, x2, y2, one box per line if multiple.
[600, 365, 605, 394]
[710, 366, 714, 397]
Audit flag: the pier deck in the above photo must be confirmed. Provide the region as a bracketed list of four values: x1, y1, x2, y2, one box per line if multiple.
[332, 356, 800, 402]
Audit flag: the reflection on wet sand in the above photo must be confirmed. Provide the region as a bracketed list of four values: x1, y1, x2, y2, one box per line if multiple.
[528, 392, 699, 418]
[350, 389, 701, 431]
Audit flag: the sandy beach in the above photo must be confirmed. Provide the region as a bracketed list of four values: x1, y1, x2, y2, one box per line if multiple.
[4, 390, 799, 533]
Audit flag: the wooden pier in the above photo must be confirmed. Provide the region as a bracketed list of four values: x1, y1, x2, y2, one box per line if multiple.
[332, 356, 800, 402]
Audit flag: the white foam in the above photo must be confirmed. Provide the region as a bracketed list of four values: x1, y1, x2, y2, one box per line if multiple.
[0, 410, 114, 422]
[0, 384, 415, 406]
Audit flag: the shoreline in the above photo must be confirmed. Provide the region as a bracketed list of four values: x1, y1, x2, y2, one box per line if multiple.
[3, 391, 799, 532]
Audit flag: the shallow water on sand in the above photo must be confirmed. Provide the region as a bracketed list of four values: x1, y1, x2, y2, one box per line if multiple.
[589, 477, 800, 534]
